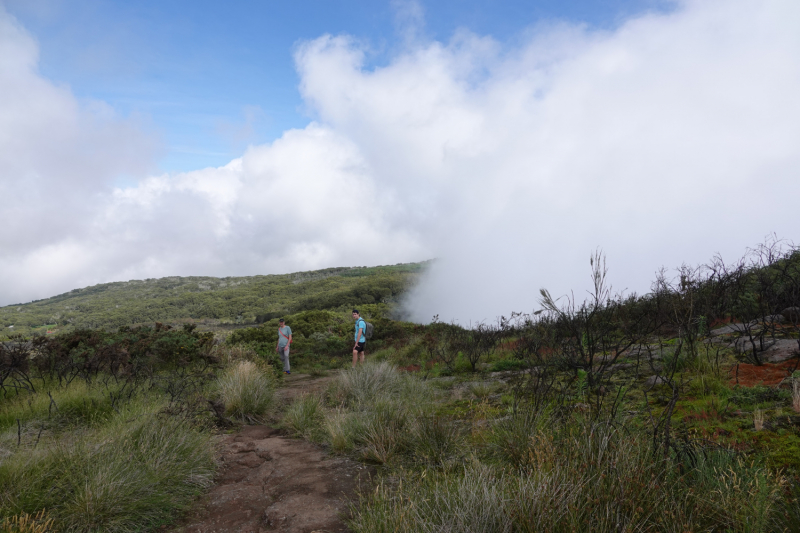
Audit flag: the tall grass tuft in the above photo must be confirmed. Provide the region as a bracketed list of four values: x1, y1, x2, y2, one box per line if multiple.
[283, 394, 324, 440]
[327, 361, 410, 407]
[361, 401, 409, 464]
[0, 404, 215, 532]
[408, 415, 465, 469]
[324, 409, 367, 453]
[489, 408, 550, 468]
[218, 360, 276, 422]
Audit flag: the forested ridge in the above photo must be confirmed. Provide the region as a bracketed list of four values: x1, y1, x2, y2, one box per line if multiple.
[0, 262, 427, 337]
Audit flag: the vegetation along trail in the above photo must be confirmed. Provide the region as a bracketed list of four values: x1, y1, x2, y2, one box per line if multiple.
[173, 373, 373, 533]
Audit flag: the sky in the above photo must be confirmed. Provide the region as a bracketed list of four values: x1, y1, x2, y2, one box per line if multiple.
[1, 0, 799, 322]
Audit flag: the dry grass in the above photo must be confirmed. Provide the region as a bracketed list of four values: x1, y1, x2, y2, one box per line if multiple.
[754, 408, 765, 431]
[0, 510, 54, 533]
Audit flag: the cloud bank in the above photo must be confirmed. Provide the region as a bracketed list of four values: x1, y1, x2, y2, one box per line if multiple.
[1, 0, 799, 322]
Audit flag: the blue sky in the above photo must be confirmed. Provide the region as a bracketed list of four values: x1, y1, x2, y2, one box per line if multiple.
[4, 0, 670, 172]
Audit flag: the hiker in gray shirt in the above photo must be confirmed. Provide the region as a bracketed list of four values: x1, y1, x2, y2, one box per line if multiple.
[276, 318, 292, 375]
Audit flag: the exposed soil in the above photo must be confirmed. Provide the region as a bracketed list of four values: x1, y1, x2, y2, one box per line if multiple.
[171, 373, 373, 533]
[728, 359, 800, 387]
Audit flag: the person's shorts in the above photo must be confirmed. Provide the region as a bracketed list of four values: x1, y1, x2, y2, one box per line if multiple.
[354, 342, 366, 353]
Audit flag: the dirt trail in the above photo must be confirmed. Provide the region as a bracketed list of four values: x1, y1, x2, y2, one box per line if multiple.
[172, 373, 372, 533]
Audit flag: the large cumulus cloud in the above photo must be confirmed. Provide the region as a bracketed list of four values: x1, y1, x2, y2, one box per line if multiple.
[1, 0, 799, 323]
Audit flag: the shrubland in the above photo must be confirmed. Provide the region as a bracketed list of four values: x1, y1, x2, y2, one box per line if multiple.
[0, 262, 424, 337]
[0, 325, 227, 531]
[274, 240, 800, 532]
[2, 239, 800, 531]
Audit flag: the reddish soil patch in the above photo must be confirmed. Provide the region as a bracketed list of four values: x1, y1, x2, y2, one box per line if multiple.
[171, 373, 373, 533]
[728, 359, 799, 387]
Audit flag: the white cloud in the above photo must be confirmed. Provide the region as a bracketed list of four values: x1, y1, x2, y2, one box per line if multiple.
[1, 0, 799, 323]
[296, 0, 800, 321]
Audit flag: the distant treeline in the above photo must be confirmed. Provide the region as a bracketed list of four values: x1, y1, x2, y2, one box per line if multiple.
[0, 263, 427, 337]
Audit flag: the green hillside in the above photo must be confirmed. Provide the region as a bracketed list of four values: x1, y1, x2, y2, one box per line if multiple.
[0, 262, 428, 338]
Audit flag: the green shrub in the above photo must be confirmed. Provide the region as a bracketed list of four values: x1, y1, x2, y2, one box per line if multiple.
[217, 361, 276, 422]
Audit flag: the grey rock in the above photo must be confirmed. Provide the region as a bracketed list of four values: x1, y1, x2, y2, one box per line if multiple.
[626, 345, 664, 360]
[607, 363, 635, 373]
[761, 339, 800, 363]
[732, 338, 798, 363]
[644, 375, 670, 388]
[783, 307, 800, 324]
[733, 338, 777, 354]
[710, 323, 748, 337]
[764, 314, 785, 325]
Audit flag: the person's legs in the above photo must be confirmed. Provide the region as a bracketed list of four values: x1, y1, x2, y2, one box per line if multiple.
[354, 342, 366, 364]
[359, 344, 365, 363]
[281, 345, 290, 373]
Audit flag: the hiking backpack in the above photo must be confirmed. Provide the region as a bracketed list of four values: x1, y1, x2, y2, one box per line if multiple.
[364, 320, 374, 340]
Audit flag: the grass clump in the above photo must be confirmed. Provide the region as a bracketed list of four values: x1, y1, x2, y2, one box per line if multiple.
[217, 360, 276, 422]
[283, 394, 324, 440]
[351, 414, 787, 532]
[0, 402, 215, 532]
[408, 415, 465, 469]
[324, 409, 367, 452]
[327, 361, 406, 407]
[361, 401, 410, 465]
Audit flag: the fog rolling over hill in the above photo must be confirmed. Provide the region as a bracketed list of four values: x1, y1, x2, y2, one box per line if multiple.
[0, 263, 424, 337]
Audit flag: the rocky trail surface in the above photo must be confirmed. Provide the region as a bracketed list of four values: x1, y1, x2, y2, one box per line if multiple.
[171, 372, 373, 533]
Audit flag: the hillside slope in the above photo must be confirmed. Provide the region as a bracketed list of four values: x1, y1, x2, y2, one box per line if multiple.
[0, 262, 427, 337]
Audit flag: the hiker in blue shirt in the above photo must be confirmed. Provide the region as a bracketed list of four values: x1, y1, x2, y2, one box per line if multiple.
[352, 309, 366, 367]
[276, 318, 292, 374]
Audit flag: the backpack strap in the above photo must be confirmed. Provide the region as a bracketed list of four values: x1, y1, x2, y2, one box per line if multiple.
[279, 327, 291, 343]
